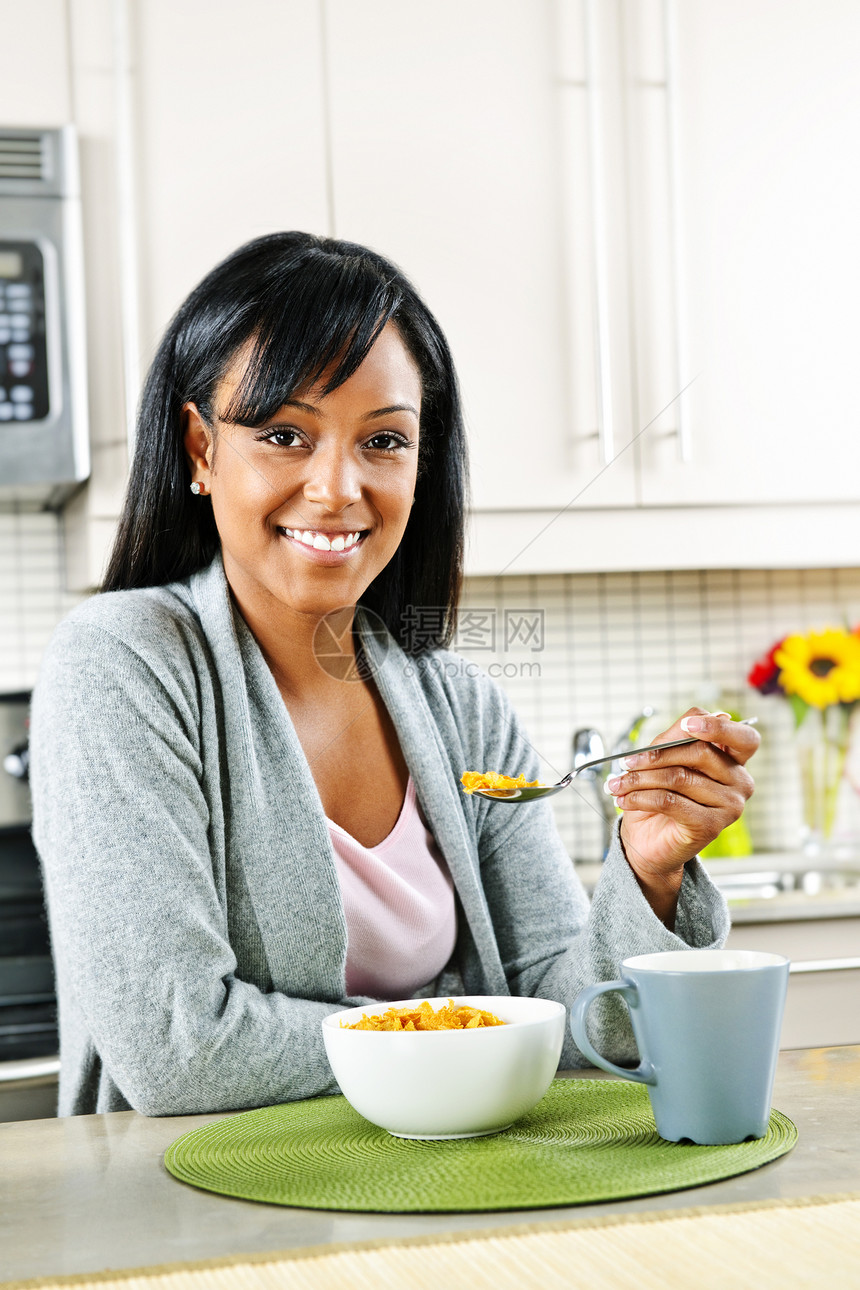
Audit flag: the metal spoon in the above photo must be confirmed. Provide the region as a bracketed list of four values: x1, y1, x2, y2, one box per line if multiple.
[470, 717, 759, 803]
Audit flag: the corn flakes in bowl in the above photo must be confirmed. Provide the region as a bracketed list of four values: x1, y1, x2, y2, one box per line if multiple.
[341, 998, 506, 1031]
[321, 995, 566, 1139]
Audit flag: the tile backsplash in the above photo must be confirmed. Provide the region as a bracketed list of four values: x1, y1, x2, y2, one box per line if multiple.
[0, 512, 80, 694]
[3, 516, 859, 861]
[458, 568, 860, 861]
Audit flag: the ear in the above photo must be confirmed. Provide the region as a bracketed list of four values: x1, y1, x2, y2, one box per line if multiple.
[182, 402, 215, 492]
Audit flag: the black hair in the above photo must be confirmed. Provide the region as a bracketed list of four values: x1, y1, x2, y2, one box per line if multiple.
[101, 231, 468, 651]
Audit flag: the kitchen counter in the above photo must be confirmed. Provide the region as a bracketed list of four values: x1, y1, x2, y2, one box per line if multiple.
[575, 854, 860, 923]
[1, 1046, 858, 1284]
[704, 854, 860, 924]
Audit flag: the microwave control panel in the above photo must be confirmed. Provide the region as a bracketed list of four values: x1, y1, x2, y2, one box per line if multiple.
[0, 240, 49, 423]
[0, 125, 89, 501]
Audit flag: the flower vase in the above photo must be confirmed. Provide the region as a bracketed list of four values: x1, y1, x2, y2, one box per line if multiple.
[796, 705, 852, 858]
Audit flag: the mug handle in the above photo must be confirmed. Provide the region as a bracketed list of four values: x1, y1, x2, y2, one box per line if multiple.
[569, 979, 656, 1084]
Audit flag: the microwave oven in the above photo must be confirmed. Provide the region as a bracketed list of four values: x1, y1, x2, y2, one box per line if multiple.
[0, 125, 89, 510]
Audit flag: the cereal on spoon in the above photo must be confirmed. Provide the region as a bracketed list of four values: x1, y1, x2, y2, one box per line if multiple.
[460, 771, 541, 795]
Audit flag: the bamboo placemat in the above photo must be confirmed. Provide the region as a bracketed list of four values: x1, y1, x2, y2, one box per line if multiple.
[3, 1194, 859, 1290]
[163, 1079, 796, 1212]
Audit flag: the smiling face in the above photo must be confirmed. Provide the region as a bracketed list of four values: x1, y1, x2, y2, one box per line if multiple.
[183, 321, 422, 629]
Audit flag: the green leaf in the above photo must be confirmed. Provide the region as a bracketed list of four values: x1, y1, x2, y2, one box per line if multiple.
[788, 694, 811, 729]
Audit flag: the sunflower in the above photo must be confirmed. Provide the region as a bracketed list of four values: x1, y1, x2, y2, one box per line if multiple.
[774, 628, 860, 708]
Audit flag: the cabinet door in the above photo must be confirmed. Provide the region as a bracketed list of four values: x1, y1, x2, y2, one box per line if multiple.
[0, 0, 70, 125]
[325, 0, 637, 514]
[630, 0, 860, 507]
[133, 0, 331, 345]
[727, 918, 860, 1048]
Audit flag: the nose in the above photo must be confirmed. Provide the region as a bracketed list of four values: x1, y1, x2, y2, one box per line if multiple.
[302, 440, 362, 512]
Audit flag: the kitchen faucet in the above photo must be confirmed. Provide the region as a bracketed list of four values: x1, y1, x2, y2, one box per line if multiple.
[572, 707, 656, 860]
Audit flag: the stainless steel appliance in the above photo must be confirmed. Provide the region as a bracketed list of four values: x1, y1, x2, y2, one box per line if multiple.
[0, 125, 89, 510]
[0, 692, 58, 1119]
[572, 707, 656, 860]
[0, 691, 30, 830]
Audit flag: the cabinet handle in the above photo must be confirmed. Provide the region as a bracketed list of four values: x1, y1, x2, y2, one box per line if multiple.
[0, 1055, 60, 1084]
[789, 958, 860, 974]
[584, 0, 614, 466]
[662, 0, 691, 463]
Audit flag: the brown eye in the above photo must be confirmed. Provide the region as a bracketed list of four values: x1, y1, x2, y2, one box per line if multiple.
[366, 432, 411, 452]
[259, 427, 304, 448]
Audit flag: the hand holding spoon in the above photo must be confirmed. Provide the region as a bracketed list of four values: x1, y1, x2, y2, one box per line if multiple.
[469, 717, 759, 803]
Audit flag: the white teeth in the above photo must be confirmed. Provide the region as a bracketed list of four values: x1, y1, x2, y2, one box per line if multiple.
[282, 527, 365, 551]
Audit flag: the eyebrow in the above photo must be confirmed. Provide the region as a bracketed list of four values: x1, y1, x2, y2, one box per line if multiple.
[364, 403, 420, 421]
[281, 399, 419, 421]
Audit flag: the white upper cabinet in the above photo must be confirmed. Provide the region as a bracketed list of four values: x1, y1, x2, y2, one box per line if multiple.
[0, 0, 71, 126]
[627, 0, 860, 506]
[132, 0, 332, 356]
[327, 0, 860, 531]
[10, 0, 857, 576]
[324, 0, 636, 513]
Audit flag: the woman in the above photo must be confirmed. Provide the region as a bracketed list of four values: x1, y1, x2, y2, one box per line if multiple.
[30, 232, 758, 1116]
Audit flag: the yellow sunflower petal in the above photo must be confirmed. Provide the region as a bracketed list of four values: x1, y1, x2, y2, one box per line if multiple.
[778, 634, 812, 664]
[775, 628, 860, 709]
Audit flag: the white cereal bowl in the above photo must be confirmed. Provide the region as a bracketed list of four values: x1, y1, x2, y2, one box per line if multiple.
[321, 995, 566, 1139]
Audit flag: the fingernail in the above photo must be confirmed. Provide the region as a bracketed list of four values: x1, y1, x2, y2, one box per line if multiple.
[619, 754, 642, 770]
[607, 776, 622, 792]
[710, 710, 731, 719]
[681, 716, 703, 733]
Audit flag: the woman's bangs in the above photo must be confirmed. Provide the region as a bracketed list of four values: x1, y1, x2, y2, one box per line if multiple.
[219, 258, 401, 426]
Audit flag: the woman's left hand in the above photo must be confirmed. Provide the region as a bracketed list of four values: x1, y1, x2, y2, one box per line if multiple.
[609, 708, 760, 922]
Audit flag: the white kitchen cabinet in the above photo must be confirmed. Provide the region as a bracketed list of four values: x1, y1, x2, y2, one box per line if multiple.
[627, 0, 860, 508]
[53, 0, 334, 590]
[324, 0, 636, 515]
[132, 0, 332, 354]
[8, 0, 860, 584]
[727, 917, 860, 1049]
[0, 1, 71, 127]
[323, 0, 860, 575]
[124, 0, 860, 523]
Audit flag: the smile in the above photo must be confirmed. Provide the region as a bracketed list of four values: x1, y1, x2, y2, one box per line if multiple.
[279, 528, 367, 553]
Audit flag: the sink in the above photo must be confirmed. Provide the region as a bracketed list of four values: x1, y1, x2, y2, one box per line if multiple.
[712, 866, 860, 902]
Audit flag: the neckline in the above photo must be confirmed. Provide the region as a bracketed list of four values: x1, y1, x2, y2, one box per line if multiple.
[327, 776, 416, 853]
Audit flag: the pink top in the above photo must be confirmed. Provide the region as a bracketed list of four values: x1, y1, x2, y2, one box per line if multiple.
[327, 777, 457, 999]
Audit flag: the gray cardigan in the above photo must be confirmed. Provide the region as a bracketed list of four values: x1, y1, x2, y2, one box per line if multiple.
[30, 555, 730, 1116]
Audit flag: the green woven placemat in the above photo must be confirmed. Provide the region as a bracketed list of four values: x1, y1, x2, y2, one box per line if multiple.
[164, 1079, 797, 1213]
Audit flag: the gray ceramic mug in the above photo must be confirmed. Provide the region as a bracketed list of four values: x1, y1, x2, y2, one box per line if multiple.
[570, 949, 790, 1145]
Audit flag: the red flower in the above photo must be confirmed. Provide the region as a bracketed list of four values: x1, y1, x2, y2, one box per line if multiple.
[748, 641, 784, 695]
